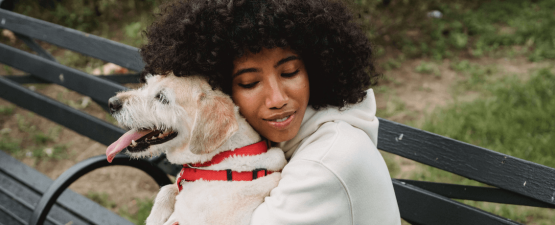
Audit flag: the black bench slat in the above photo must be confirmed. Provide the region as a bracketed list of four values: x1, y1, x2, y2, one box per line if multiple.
[393, 179, 520, 225]
[0, 76, 124, 146]
[0, 43, 127, 104]
[1, 170, 96, 225]
[398, 179, 555, 208]
[0, 151, 133, 225]
[0, 185, 64, 225]
[0, 204, 28, 225]
[4, 74, 142, 84]
[3, 75, 50, 84]
[378, 118, 555, 206]
[0, 9, 144, 71]
[0, 186, 66, 225]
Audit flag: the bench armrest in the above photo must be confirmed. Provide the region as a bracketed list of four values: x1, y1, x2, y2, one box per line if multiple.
[29, 154, 172, 225]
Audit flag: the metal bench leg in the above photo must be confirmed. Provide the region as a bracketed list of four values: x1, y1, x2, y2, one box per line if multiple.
[28, 154, 172, 225]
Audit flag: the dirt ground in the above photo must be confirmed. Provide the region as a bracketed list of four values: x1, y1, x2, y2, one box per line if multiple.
[0, 55, 550, 215]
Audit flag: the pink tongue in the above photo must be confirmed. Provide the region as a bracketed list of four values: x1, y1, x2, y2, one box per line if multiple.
[106, 130, 151, 163]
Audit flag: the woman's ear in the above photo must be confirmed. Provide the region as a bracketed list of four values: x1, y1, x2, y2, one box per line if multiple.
[188, 93, 239, 154]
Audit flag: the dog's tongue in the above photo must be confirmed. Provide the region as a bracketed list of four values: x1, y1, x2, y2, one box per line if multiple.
[106, 129, 151, 163]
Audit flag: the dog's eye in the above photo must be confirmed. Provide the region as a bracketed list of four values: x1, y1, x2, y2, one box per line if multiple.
[155, 93, 169, 104]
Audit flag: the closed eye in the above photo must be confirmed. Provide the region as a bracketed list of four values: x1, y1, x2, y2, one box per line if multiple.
[155, 93, 169, 104]
[238, 81, 259, 89]
[282, 69, 299, 78]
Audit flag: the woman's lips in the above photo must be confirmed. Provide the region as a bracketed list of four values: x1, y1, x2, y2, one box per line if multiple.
[265, 112, 295, 130]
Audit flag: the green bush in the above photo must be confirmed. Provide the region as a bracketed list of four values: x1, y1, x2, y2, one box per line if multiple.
[14, 0, 160, 33]
[355, 0, 555, 61]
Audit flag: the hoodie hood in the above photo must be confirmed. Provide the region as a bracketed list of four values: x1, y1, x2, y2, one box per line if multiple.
[279, 89, 379, 159]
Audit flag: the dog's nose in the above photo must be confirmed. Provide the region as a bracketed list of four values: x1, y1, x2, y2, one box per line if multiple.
[108, 96, 122, 114]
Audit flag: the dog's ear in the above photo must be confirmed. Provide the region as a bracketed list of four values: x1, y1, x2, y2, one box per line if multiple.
[189, 93, 239, 154]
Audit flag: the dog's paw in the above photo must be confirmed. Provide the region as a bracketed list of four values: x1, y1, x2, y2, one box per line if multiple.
[146, 213, 172, 225]
[162, 214, 179, 225]
[146, 184, 179, 225]
[267, 172, 281, 186]
[253, 172, 281, 191]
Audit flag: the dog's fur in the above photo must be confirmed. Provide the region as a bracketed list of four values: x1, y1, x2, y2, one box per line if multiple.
[108, 73, 287, 225]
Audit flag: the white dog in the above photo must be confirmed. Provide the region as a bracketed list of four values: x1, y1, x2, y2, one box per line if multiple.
[105, 73, 287, 225]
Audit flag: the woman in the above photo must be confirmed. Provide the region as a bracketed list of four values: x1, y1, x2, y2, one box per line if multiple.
[140, 0, 401, 224]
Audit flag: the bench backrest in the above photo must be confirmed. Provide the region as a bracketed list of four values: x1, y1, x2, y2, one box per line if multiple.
[1, 9, 554, 225]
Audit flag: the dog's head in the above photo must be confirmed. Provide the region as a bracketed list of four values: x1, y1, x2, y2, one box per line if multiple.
[106, 73, 239, 163]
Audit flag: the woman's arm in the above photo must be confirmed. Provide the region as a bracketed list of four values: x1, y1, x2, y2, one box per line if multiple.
[251, 159, 352, 224]
[251, 122, 401, 225]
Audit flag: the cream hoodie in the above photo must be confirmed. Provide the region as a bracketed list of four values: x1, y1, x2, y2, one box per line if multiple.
[250, 89, 401, 225]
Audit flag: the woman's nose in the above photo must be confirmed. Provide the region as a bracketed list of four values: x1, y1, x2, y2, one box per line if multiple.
[265, 78, 288, 109]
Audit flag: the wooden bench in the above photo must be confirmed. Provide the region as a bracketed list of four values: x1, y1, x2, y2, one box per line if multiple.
[1, 9, 554, 225]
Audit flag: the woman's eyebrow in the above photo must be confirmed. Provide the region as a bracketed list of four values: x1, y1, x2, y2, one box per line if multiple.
[275, 55, 299, 68]
[232, 68, 259, 78]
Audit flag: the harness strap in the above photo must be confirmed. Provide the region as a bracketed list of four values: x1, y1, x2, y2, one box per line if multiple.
[176, 167, 274, 192]
[175, 140, 274, 192]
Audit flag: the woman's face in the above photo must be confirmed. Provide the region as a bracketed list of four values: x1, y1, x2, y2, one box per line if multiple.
[231, 48, 310, 143]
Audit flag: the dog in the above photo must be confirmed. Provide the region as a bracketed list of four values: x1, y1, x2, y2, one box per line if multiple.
[105, 73, 287, 225]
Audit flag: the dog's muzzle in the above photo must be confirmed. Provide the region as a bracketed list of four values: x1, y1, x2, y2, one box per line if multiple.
[108, 96, 123, 114]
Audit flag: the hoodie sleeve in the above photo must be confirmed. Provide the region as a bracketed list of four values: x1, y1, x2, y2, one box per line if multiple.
[250, 121, 401, 225]
[250, 158, 352, 224]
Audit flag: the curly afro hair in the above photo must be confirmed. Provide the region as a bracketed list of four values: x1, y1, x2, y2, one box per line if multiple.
[140, 0, 378, 110]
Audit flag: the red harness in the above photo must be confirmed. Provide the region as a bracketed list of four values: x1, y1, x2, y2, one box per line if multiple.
[176, 141, 273, 192]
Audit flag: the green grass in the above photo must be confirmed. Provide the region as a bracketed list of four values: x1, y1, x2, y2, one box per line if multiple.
[0, 133, 21, 154]
[376, 96, 406, 119]
[32, 131, 54, 145]
[2, 65, 13, 75]
[422, 68, 555, 167]
[16, 113, 36, 133]
[57, 51, 106, 74]
[382, 55, 405, 71]
[87, 191, 153, 225]
[0, 105, 15, 115]
[29, 144, 69, 159]
[450, 60, 496, 91]
[8, 113, 69, 159]
[410, 68, 555, 223]
[415, 61, 441, 77]
[119, 198, 154, 225]
[87, 192, 117, 209]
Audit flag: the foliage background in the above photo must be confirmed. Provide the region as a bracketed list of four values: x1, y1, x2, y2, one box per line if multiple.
[1, 0, 554, 224]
